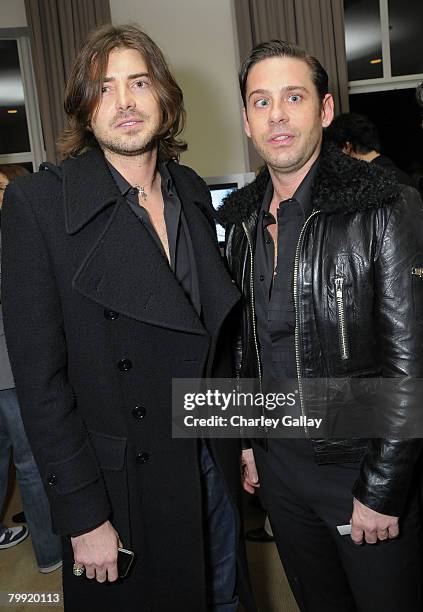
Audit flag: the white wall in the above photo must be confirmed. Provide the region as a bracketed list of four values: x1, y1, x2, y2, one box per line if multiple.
[110, 0, 247, 177]
[0, 0, 27, 27]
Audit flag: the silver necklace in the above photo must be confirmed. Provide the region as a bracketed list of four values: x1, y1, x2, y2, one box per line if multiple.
[134, 185, 148, 200]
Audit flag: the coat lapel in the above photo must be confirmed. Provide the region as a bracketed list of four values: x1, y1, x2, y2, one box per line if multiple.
[65, 151, 206, 335]
[64, 150, 239, 337]
[73, 201, 208, 334]
[63, 148, 119, 234]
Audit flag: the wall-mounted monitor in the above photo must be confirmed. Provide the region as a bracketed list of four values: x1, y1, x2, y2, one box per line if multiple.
[205, 173, 255, 244]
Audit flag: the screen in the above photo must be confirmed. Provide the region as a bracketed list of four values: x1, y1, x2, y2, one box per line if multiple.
[209, 183, 237, 243]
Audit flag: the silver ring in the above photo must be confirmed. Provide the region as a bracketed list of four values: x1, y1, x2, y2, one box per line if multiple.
[73, 563, 85, 577]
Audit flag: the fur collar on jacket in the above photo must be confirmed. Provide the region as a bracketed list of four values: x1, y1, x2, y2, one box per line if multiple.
[218, 141, 401, 225]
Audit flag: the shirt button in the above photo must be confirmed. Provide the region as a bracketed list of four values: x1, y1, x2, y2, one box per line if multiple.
[136, 451, 150, 464]
[265, 238, 271, 245]
[259, 274, 265, 281]
[132, 406, 146, 420]
[104, 309, 119, 320]
[118, 358, 132, 372]
[47, 474, 57, 486]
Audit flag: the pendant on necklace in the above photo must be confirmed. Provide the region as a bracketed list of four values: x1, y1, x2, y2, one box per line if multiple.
[135, 185, 148, 200]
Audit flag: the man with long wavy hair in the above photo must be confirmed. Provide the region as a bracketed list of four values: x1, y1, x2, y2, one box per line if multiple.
[2, 24, 254, 612]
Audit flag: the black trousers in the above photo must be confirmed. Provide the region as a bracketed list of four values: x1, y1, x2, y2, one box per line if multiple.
[253, 439, 422, 612]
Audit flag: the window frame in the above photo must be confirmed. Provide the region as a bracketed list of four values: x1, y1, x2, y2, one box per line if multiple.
[0, 27, 45, 170]
[347, 0, 423, 95]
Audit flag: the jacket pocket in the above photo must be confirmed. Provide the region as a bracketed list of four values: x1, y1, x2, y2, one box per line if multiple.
[88, 430, 127, 471]
[88, 430, 131, 546]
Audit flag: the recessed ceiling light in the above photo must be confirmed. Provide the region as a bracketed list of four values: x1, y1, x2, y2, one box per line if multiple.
[6, 109, 18, 114]
[370, 58, 382, 65]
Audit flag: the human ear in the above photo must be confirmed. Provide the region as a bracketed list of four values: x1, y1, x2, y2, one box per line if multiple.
[321, 94, 334, 128]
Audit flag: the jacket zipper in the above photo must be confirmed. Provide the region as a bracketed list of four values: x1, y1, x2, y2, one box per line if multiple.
[293, 210, 321, 436]
[335, 276, 349, 360]
[242, 221, 262, 390]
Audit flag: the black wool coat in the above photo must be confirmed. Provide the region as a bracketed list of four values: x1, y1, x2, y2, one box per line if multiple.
[2, 149, 255, 612]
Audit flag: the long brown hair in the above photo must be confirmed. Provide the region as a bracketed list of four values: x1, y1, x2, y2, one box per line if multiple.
[58, 24, 187, 161]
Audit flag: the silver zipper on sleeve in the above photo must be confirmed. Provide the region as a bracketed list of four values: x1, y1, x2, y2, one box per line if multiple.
[293, 210, 321, 436]
[335, 276, 349, 360]
[242, 221, 262, 390]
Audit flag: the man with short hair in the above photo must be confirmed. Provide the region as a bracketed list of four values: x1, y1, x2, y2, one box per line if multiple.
[325, 111, 415, 186]
[2, 24, 254, 612]
[220, 40, 423, 611]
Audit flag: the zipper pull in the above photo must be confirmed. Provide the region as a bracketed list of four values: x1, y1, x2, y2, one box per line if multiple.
[412, 267, 423, 278]
[335, 276, 344, 297]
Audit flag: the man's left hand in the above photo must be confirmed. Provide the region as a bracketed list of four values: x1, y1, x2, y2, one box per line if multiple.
[350, 497, 399, 545]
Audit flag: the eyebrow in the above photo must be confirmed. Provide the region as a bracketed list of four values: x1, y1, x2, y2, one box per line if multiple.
[103, 72, 150, 82]
[248, 85, 309, 101]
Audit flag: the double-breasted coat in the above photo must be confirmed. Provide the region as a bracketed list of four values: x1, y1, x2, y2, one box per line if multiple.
[2, 149, 254, 611]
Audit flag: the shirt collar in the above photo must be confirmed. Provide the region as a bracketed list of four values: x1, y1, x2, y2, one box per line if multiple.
[158, 161, 174, 196]
[292, 157, 319, 216]
[106, 159, 173, 197]
[260, 156, 320, 218]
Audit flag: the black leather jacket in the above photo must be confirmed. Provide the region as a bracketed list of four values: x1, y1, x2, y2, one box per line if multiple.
[219, 144, 423, 516]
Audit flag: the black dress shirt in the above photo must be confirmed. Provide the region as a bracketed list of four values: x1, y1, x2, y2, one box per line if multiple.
[107, 160, 201, 316]
[254, 160, 319, 384]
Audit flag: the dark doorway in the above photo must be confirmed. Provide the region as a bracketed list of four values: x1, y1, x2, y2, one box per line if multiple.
[349, 88, 423, 182]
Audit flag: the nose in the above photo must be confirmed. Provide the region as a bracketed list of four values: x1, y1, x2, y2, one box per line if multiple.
[115, 84, 136, 112]
[268, 98, 288, 124]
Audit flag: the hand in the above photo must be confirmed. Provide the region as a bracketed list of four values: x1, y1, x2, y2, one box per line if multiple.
[241, 448, 260, 494]
[350, 497, 399, 545]
[71, 520, 122, 582]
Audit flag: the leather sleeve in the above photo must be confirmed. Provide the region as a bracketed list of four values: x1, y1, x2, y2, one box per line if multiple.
[1, 180, 111, 535]
[225, 224, 252, 450]
[352, 187, 423, 516]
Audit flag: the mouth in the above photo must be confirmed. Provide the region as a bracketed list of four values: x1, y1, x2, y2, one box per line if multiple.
[267, 133, 295, 145]
[115, 119, 144, 129]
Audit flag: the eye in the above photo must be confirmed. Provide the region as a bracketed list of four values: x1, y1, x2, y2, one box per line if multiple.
[254, 98, 269, 108]
[101, 85, 111, 93]
[133, 79, 150, 89]
[287, 94, 302, 103]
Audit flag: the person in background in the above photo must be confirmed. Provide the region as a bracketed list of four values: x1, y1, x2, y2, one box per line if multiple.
[325, 112, 415, 187]
[0, 164, 62, 572]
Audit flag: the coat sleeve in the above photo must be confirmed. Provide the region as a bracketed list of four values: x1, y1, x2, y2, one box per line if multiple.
[1, 179, 112, 536]
[352, 186, 423, 516]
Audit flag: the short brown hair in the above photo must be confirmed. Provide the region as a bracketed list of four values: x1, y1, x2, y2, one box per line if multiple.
[58, 24, 187, 161]
[239, 40, 329, 108]
[0, 164, 29, 181]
